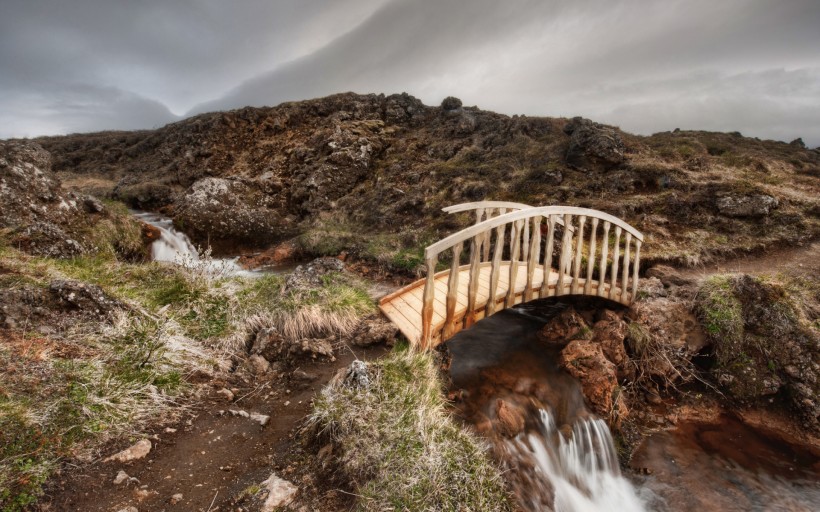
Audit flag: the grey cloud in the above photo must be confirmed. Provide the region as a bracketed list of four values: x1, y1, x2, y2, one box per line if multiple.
[2, 0, 819, 145]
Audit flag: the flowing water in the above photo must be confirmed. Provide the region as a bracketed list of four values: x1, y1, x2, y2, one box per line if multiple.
[132, 211, 284, 277]
[446, 301, 820, 512]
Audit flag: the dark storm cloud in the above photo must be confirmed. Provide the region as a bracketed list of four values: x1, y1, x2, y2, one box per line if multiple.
[2, 0, 819, 145]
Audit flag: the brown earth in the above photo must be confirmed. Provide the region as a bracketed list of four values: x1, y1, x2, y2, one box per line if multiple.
[40, 343, 390, 512]
[28, 92, 820, 268]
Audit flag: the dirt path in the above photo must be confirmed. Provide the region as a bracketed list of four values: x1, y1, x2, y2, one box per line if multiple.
[679, 241, 820, 280]
[42, 343, 389, 512]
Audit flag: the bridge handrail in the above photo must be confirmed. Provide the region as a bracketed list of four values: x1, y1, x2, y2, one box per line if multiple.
[412, 204, 644, 348]
[441, 201, 534, 214]
[426, 205, 642, 259]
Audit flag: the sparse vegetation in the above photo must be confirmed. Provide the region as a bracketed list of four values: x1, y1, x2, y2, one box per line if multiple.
[309, 347, 513, 511]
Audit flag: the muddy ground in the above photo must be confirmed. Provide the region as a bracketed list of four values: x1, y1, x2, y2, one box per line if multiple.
[40, 343, 390, 512]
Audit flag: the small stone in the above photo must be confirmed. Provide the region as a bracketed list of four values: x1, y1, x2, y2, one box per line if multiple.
[260, 473, 299, 511]
[250, 412, 270, 426]
[249, 354, 271, 374]
[169, 493, 183, 504]
[216, 388, 235, 401]
[105, 439, 152, 463]
[116, 507, 139, 512]
[113, 470, 130, 485]
[164, 427, 177, 434]
[229, 409, 250, 418]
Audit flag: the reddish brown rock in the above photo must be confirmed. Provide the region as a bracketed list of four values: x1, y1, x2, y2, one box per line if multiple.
[140, 221, 161, 243]
[592, 309, 633, 381]
[494, 399, 526, 438]
[559, 338, 628, 426]
[239, 240, 298, 269]
[538, 307, 589, 344]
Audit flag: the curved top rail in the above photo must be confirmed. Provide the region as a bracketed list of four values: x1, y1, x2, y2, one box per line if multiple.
[442, 201, 533, 214]
[425, 205, 643, 258]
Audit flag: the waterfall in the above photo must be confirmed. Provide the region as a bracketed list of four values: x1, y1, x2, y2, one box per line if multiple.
[133, 211, 257, 277]
[505, 409, 646, 512]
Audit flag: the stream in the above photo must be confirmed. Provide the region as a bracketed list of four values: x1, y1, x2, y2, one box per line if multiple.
[446, 301, 820, 512]
[132, 211, 293, 277]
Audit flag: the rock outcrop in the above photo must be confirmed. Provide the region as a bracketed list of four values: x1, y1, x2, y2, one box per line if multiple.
[716, 194, 779, 217]
[562, 117, 625, 171]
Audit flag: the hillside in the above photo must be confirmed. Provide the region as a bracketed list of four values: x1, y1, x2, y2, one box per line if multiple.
[35, 92, 820, 269]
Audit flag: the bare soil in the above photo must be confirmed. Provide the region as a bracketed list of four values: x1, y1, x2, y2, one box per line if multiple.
[40, 343, 390, 512]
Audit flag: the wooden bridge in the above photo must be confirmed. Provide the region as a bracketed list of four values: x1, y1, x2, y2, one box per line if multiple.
[379, 202, 644, 350]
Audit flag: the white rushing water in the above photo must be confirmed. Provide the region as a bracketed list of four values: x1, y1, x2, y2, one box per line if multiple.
[508, 409, 647, 512]
[132, 211, 263, 278]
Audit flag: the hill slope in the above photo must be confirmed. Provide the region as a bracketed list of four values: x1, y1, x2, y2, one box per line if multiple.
[35, 92, 820, 267]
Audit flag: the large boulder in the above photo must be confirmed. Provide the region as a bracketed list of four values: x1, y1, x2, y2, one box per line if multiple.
[0, 141, 84, 230]
[49, 279, 125, 317]
[716, 194, 778, 217]
[174, 177, 292, 251]
[694, 274, 820, 431]
[563, 117, 625, 171]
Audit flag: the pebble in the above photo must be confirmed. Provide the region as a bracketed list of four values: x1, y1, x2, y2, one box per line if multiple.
[216, 388, 235, 401]
[169, 493, 183, 505]
[104, 439, 152, 463]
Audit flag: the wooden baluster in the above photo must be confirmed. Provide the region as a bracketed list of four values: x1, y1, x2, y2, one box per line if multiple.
[571, 215, 586, 294]
[486, 218, 507, 316]
[620, 233, 632, 304]
[631, 240, 642, 303]
[443, 243, 462, 339]
[541, 215, 557, 297]
[482, 209, 493, 262]
[522, 216, 530, 264]
[598, 221, 610, 297]
[584, 218, 599, 295]
[609, 226, 622, 300]
[421, 254, 437, 349]
[525, 216, 542, 302]
[506, 220, 523, 307]
[474, 209, 485, 262]
[556, 214, 573, 296]
[465, 233, 483, 328]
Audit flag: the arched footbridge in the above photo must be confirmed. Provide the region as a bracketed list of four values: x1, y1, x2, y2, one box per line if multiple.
[379, 202, 644, 350]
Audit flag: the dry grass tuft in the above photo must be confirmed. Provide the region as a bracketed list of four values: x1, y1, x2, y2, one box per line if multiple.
[309, 347, 512, 511]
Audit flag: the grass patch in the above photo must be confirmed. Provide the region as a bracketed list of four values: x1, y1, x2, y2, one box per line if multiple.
[237, 272, 375, 341]
[694, 275, 744, 364]
[309, 347, 512, 511]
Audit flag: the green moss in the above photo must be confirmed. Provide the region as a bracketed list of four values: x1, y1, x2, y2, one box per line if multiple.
[695, 275, 743, 364]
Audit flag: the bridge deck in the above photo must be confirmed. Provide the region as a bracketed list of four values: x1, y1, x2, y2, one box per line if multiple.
[379, 261, 625, 346]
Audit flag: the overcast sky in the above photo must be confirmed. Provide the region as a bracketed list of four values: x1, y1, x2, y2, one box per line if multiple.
[2, 0, 819, 146]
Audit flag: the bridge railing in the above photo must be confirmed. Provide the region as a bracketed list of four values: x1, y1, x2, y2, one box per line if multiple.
[420, 205, 643, 348]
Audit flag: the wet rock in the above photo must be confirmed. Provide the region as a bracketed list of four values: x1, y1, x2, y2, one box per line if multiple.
[260, 473, 298, 511]
[238, 241, 298, 269]
[592, 310, 633, 381]
[49, 279, 125, 317]
[494, 399, 526, 438]
[538, 307, 590, 344]
[563, 117, 625, 171]
[285, 257, 345, 291]
[716, 194, 778, 217]
[559, 338, 628, 424]
[104, 439, 152, 463]
[350, 315, 399, 347]
[140, 222, 161, 244]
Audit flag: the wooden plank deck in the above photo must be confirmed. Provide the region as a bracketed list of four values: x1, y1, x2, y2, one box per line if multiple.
[379, 261, 625, 346]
